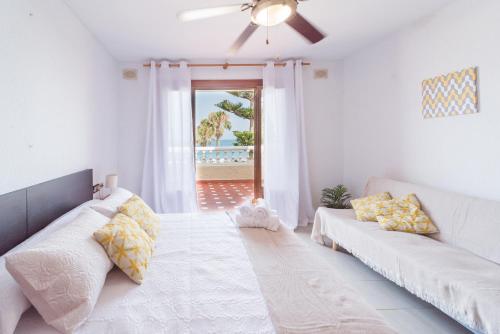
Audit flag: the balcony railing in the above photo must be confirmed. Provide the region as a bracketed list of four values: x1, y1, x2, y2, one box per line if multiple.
[196, 146, 254, 164]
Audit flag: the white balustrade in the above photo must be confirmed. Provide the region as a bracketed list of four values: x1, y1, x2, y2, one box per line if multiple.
[195, 146, 254, 164]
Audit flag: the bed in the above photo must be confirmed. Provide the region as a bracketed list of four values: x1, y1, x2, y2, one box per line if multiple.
[1, 170, 395, 334]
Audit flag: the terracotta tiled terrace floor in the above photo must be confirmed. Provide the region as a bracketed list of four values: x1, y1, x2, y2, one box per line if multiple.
[197, 180, 254, 212]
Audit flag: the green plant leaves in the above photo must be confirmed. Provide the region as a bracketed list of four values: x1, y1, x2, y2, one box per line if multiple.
[320, 184, 352, 209]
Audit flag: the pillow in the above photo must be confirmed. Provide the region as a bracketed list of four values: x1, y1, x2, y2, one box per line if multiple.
[350, 192, 392, 221]
[0, 265, 31, 334]
[5, 208, 113, 334]
[118, 194, 160, 240]
[94, 213, 154, 284]
[374, 193, 421, 215]
[374, 194, 438, 234]
[91, 187, 133, 218]
[0, 199, 101, 334]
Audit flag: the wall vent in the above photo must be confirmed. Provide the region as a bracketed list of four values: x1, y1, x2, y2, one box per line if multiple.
[313, 69, 328, 79]
[122, 69, 138, 80]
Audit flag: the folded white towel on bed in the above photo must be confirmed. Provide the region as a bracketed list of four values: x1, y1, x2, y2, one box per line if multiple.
[255, 198, 269, 209]
[233, 199, 280, 232]
[234, 213, 281, 232]
[235, 214, 254, 227]
[254, 200, 271, 221]
[238, 202, 255, 217]
[264, 216, 281, 232]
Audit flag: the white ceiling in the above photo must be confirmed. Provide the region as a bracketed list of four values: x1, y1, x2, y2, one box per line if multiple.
[65, 0, 455, 62]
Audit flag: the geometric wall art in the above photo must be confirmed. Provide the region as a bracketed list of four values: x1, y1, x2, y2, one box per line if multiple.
[422, 67, 479, 119]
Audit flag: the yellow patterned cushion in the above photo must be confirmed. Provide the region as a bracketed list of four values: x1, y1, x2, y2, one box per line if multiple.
[94, 213, 154, 284]
[351, 192, 392, 221]
[374, 194, 438, 234]
[374, 193, 421, 215]
[119, 195, 160, 241]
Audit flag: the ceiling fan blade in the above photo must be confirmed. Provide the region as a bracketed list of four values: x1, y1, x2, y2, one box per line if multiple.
[178, 4, 243, 22]
[286, 12, 325, 44]
[229, 23, 259, 54]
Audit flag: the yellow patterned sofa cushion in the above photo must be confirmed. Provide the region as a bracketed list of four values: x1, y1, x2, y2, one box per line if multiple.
[94, 213, 154, 284]
[374, 194, 421, 215]
[374, 194, 438, 234]
[351, 192, 392, 221]
[119, 195, 160, 241]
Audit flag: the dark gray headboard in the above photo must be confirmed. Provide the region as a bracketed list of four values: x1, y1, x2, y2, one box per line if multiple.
[0, 169, 93, 255]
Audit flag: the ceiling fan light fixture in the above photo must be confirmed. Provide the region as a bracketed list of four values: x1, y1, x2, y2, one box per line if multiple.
[251, 0, 297, 27]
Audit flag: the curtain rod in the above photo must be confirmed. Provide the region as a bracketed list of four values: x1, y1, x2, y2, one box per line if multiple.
[142, 62, 311, 69]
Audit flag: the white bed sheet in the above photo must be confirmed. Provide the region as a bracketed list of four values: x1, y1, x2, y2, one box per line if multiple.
[15, 213, 275, 334]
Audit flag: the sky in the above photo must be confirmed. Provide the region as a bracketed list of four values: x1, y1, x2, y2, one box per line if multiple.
[194, 90, 251, 140]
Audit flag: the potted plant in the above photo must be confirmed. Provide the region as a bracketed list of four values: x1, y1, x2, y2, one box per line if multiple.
[320, 185, 352, 209]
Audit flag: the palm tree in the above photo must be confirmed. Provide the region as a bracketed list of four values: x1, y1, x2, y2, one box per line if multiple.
[196, 119, 214, 146]
[208, 111, 231, 146]
[216, 100, 254, 131]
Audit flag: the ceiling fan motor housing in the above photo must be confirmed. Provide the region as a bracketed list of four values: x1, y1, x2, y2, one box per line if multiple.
[251, 0, 298, 26]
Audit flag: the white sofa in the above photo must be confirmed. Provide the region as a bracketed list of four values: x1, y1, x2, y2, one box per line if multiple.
[312, 177, 500, 334]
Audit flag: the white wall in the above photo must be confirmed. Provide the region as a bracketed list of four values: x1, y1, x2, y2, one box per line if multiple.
[0, 0, 119, 194]
[117, 61, 344, 207]
[303, 62, 344, 206]
[116, 64, 149, 194]
[342, 0, 500, 200]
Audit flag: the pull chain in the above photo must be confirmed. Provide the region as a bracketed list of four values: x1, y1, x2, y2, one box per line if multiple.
[266, 9, 269, 45]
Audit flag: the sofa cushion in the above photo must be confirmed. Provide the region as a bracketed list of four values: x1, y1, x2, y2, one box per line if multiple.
[312, 207, 500, 334]
[364, 177, 500, 265]
[374, 196, 438, 234]
[350, 192, 392, 221]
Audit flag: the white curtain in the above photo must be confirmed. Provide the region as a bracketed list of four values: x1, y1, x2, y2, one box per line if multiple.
[141, 60, 197, 213]
[263, 60, 314, 229]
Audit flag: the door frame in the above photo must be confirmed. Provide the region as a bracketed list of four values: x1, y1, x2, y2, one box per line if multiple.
[191, 79, 263, 199]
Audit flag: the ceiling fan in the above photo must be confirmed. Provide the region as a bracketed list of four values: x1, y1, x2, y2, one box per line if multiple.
[178, 0, 326, 54]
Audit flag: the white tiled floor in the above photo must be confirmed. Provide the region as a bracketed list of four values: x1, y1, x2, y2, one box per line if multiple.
[294, 225, 473, 334]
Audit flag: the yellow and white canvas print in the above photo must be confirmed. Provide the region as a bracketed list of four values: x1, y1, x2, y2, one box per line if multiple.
[422, 67, 478, 118]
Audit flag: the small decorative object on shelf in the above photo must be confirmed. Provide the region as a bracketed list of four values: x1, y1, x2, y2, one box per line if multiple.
[320, 185, 352, 209]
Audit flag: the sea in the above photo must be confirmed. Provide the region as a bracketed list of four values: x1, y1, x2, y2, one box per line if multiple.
[217, 139, 236, 147]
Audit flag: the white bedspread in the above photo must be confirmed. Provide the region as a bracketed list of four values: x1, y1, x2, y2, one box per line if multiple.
[15, 213, 275, 334]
